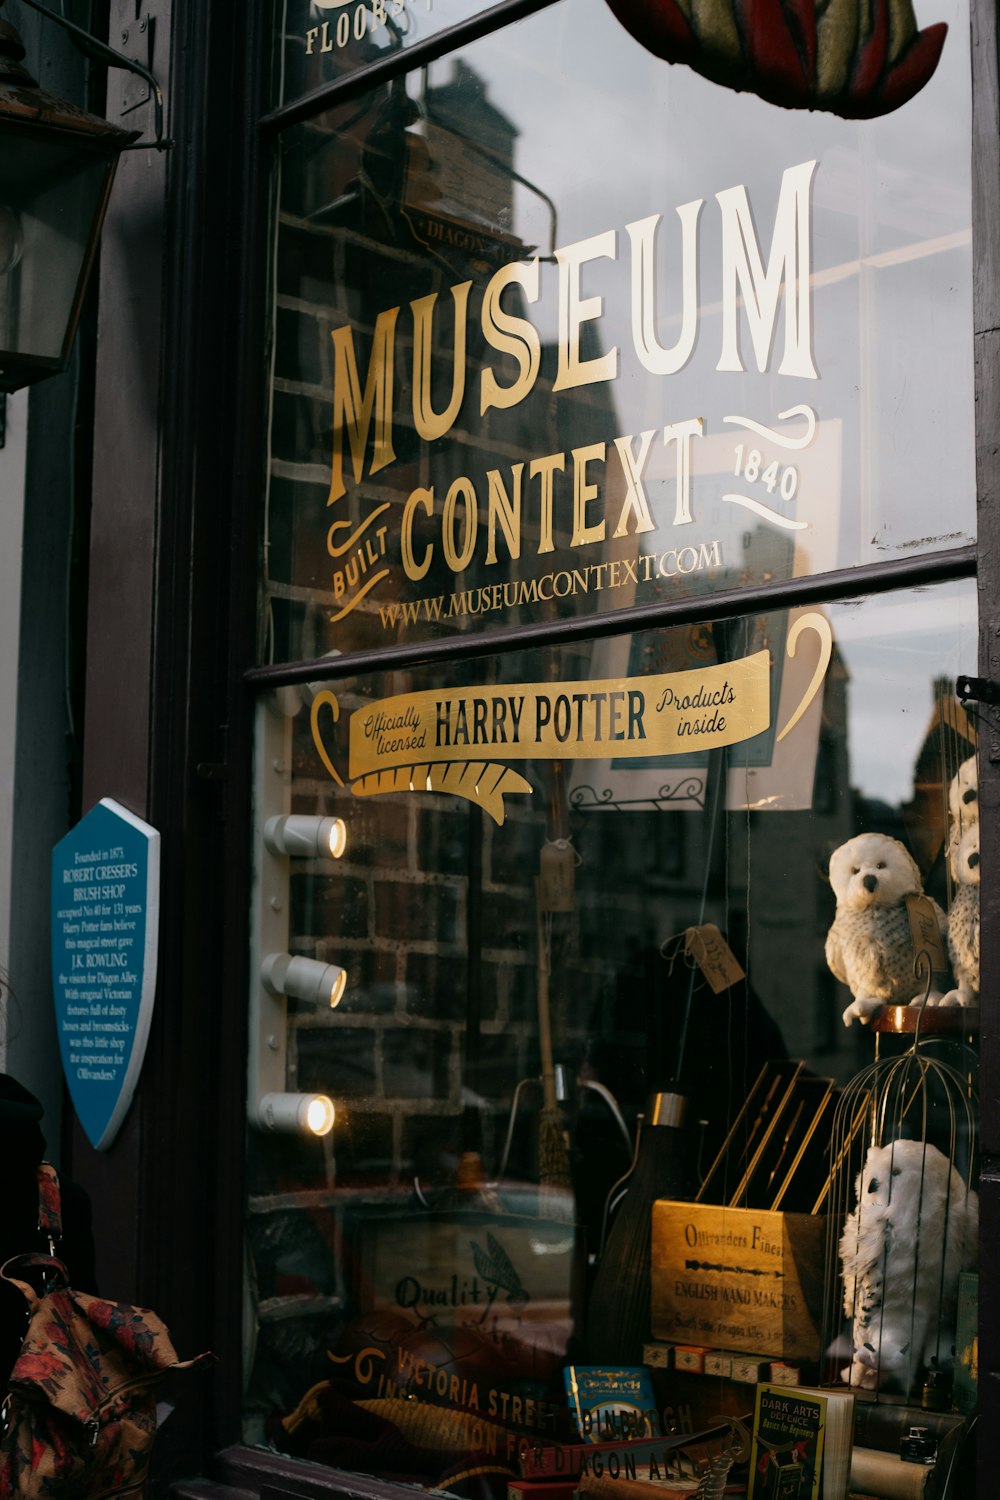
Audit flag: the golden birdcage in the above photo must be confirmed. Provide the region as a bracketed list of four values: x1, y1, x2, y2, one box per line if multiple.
[821, 991, 978, 1416]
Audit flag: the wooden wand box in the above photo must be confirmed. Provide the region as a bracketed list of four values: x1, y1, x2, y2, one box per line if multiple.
[650, 1202, 829, 1361]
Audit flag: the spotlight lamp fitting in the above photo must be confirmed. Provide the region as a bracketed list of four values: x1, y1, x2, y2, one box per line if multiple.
[261, 951, 346, 1009]
[256, 1091, 335, 1136]
[264, 813, 346, 860]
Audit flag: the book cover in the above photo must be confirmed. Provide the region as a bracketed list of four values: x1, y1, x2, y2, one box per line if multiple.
[747, 1385, 853, 1500]
[563, 1365, 661, 1442]
[953, 1270, 978, 1415]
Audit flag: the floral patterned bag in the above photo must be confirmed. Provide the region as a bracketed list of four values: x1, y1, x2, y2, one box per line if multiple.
[0, 1167, 212, 1499]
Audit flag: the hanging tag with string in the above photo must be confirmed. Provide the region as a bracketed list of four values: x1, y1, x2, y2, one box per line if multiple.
[684, 923, 745, 994]
[540, 838, 577, 913]
[905, 895, 949, 974]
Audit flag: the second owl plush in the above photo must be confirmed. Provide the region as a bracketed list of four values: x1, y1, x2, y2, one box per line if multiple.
[826, 833, 947, 1027]
[943, 824, 980, 1007]
[945, 754, 978, 876]
[840, 1139, 978, 1392]
[948, 755, 979, 837]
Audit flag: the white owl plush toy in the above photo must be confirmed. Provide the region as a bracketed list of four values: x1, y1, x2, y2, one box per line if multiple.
[840, 1139, 978, 1391]
[826, 833, 947, 1027]
[945, 754, 978, 874]
[942, 823, 980, 1007]
[948, 754, 979, 837]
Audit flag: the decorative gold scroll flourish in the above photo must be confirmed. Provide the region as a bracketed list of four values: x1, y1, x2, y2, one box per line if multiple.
[326, 506, 392, 623]
[310, 691, 345, 787]
[776, 611, 834, 743]
[723, 405, 817, 450]
[310, 690, 531, 824]
[349, 762, 534, 827]
[721, 405, 816, 532]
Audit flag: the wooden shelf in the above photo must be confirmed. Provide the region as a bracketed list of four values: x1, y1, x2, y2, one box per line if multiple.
[869, 1005, 979, 1035]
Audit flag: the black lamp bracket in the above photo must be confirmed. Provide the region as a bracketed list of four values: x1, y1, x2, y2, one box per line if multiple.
[957, 675, 1000, 707]
[3, 0, 172, 150]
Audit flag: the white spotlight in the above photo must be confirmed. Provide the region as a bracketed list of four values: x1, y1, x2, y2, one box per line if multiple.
[264, 814, 346, 860]
[256, 1092, 335, 1136]
[261, 952, 346, 1009]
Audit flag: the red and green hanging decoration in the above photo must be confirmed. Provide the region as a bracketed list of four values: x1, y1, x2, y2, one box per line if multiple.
[602, 0, 947, 119]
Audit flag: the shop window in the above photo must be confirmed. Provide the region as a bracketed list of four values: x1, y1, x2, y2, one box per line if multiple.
[244, 579, 979, 1484]
[248, 0, 979, 1491]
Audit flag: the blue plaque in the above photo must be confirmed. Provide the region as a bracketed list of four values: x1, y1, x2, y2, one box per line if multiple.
[50, 798, 160, 1150]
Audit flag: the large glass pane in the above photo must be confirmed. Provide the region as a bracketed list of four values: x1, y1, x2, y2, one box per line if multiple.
[262, 0, 973, 664]
[244, 578, 979, 1486]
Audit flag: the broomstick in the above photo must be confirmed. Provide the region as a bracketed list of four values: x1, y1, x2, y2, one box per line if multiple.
[585, 733, 729, 1362]
[437, 804, 500, 1212]
[536, 881, 573, 1219]
[487, 709, 577, 1211]
[529, 646, 576, 1220]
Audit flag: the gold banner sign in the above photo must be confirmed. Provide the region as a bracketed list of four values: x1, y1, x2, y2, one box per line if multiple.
[311, 651, 770, 825]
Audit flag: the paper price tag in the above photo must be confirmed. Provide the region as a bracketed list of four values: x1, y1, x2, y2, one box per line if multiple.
[684, 923, 745, 994]
[905, 894, 949, 974]
[539, 841, 575, 913]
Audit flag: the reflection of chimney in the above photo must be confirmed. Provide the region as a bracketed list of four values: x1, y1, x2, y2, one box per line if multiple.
[426, 60, 519, 170]
[898, 674, 976, 877]
[738, 523, 795, 585]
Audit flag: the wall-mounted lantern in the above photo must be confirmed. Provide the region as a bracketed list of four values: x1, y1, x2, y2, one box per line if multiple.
[0, 0, 167, 393]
